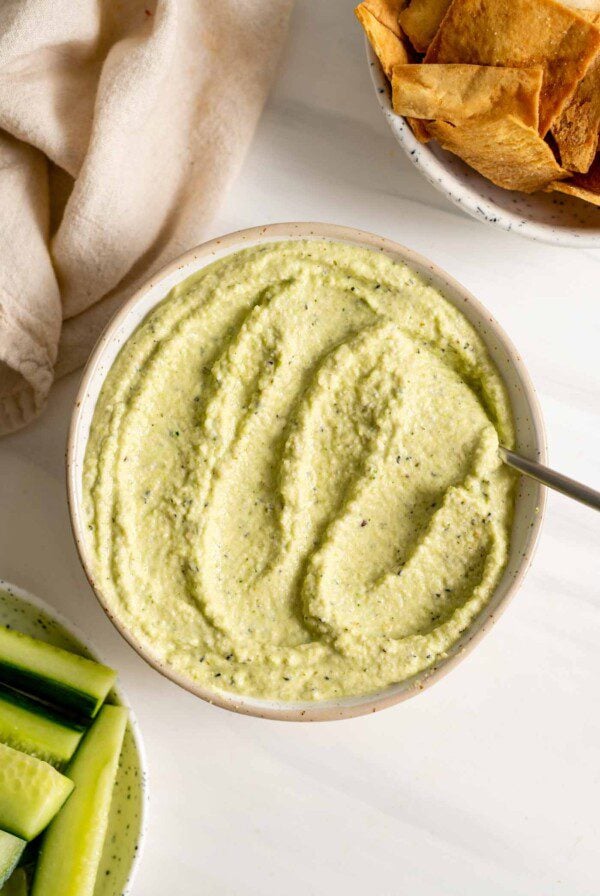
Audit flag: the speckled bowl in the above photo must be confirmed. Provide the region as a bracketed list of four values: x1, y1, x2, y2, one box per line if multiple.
[68, 222, 547, 721]
[366, 40, 600, 247]
[0, 580, 148, 894]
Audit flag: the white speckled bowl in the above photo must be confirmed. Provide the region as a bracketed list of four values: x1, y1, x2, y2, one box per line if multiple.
[366, 40, 600, 247]
[68, 222, 547, 721]
[0, 580, 148, 894]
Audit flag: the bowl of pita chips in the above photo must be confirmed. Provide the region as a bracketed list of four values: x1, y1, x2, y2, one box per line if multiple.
[357, 0, 600, 245]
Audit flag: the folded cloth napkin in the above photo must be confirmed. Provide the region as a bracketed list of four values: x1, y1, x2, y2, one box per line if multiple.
[0, 0, 292, 434]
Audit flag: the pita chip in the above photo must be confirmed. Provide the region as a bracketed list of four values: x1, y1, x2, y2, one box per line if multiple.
[552, 13, 600, 171]
[392, 64, 543, 129]
[425, 0, 600, 135]
[399, 0, 453, 53]
[356, 4, 410, 79]
[361, 0, 407, 36]
[408, 118, 432, 142]
[427, 115, 567, 191]
[548, 152, 600, 203]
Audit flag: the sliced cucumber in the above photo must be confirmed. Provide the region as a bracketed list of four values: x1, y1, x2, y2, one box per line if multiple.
[0, 627, 116, 719]
[0, 868, 27, 895]
[32, 705, 128, 896]
[0, 832, 25, 887]
[0, 742, 73, 841]
[0, 685, 85, 768]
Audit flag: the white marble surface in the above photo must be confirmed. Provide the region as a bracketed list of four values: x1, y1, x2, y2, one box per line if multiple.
[2, 2, 600, 893]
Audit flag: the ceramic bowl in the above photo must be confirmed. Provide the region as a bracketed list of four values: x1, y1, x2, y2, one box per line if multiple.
[366, 40, 600, 247]
[0, 580, 148, 894]
[67, 222, 547, 721]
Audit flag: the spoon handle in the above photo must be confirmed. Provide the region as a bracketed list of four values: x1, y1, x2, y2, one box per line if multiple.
[499, 447, 600, 512]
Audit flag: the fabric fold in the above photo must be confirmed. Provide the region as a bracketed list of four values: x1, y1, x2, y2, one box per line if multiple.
[0, 0, 292, 434]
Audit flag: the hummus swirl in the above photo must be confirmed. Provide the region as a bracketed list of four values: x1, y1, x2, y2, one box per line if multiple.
[83, 241, 515, 701]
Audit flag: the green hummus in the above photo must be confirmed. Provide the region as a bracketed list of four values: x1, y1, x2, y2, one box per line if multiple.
[83, 240, 515, 702]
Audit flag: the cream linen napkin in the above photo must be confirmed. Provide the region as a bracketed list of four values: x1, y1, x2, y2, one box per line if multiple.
[0, 0, 292, 434]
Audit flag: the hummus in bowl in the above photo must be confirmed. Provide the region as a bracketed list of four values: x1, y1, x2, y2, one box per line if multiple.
[68, 223, 546, 720]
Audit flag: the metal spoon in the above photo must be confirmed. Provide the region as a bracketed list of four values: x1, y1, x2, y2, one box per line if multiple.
[499, 447, 600, 512]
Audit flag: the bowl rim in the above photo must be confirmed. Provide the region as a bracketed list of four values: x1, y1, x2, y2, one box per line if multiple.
[0, 578, 148, 894]
[365, 39, 600, 248]
[67, 221, 548, 722]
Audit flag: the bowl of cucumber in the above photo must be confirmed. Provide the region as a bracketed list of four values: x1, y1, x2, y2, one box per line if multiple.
[0, 580, 147, 896]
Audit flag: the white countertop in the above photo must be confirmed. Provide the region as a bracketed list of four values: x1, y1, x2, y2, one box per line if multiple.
[1, 2, 600, 893]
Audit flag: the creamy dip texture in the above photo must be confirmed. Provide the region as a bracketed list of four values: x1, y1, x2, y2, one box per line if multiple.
[83, 241, 515, 702]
